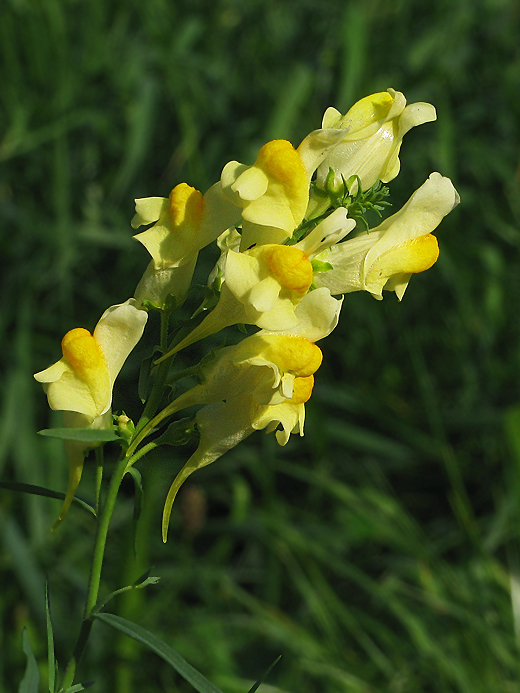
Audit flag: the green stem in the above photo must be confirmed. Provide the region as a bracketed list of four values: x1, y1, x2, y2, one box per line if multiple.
[94, 446, 104, 516]
[132, 308, 176, 439]
[60, 453, 129, 689]
[134, 358, 171, 434]
[84, 457, 128, 618]
[124, 442, 157, 470]
[125, 400, 183, 460]
[160, 308, 170, 352]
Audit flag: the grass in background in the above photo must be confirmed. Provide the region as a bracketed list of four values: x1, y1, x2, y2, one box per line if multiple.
[1, 0, 520, 690]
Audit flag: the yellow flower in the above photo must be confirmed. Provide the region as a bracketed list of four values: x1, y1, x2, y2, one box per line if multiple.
[34, 300, 147, 527]
[157, 327, 326, 541]
[221, 139, 309, 250]
[157, 208, 353, 360]
[298, 89, 436, 194]
[132, 181, 240, 308]
[313, 173, 459, 299]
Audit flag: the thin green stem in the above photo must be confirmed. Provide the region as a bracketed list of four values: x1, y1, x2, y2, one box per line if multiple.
[167, 363, 200, 384]
[60, 453, 129, 690]
[134, 358, 171, 435]
[94, 446, 104, 516]
[133, 309, 173, 439]
[84, 455, 128, 618]
[160, 309, 170, 352]
[126, 399, 183, 459]
[124, 442, 157, 470]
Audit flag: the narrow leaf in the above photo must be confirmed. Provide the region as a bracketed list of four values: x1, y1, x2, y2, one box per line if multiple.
[38, 428, 119, 443]
[61, 683, 94, 692]
[45, 583, 56, 693]
[94, 613, 224, 693]
[0, 482, 96, 517]
[247, 655, 282, 693]
[18, 629, 40, 693]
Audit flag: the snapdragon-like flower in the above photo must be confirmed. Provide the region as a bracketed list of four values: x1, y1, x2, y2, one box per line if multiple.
[34, 300, 147, 527]
[221, 139, 309, 250]
[313, 172, 459, 299]
[299, 89, 436, 196]
[156, 300, 334, 540]
[158, 208, 354, 359]
[132, 181, 241, 308]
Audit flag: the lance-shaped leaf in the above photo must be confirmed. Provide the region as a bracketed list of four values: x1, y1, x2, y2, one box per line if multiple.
[94, 613, 225, 693]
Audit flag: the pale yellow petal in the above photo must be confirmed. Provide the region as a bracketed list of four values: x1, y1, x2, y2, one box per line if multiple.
[134, 256, 198, 309]
[93, 299, 148, 385]
[231, 166, 269, 200]
[296, 127, 349, 181]
[162, 398, 256, 541]
[249, 276, 281, 312]
[131, 197, 169, 229]
[41, 365, 102, 419]
[224, 250, 265, 300]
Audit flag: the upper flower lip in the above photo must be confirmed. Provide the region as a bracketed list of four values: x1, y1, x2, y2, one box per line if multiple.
[221, 140, 310, 250]
[132, 182, 241, 270]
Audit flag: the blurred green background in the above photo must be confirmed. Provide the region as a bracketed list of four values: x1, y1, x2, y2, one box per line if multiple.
[2, 0, 520, 690]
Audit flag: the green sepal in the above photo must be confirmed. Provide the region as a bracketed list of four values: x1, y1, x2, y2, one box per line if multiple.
[0, 481, 96, 517]
[18, 628, 39, 693]
[139, 298, 162, 312]
[190, 276, 221, 318]
[140, 294, 179, 313]
[300, 176, 392, 241]
[163, 293, 180, 313]
[38, 428, 119, 443]
[93, 613, 225, 693]
[115, 413, 135, 444]
[311, 259, 333, 274]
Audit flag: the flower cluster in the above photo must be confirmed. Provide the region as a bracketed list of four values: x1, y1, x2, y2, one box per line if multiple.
[34, 89, 459, 536]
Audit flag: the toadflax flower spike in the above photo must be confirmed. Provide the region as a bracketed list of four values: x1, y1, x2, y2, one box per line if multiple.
[34, 300, 147, 528]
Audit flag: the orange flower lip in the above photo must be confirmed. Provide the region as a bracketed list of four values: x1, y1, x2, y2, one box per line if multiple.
[267, 245, 313, 293]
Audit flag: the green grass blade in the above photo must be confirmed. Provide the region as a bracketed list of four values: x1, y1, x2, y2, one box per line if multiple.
[45, 583, 56, 693]
[0, 481, 96, 517]
[61, 683, 94, 692]
[246, 655, 282, 693]
[18, 629, 40, 693]
[94, 613, 225, 693]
